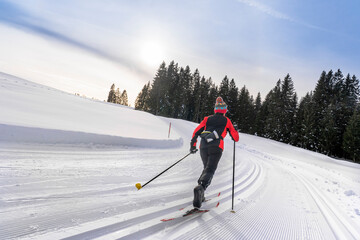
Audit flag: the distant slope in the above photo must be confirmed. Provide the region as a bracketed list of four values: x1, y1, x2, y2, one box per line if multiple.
[0, 72, 181, 148]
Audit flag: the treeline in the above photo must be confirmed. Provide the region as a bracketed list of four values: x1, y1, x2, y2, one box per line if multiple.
[107, 84, 129, 106]
[135, 61, 360, 163]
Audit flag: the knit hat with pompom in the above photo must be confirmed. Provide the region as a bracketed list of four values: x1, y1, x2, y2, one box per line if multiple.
[214, 97, 227, 114]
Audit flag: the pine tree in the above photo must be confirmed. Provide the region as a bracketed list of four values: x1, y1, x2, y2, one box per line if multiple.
[192, 69, 202, 122]
[253, 93, 262, 135]
[218, 76, 230, 103]
[227, 79, 239, 122]
[237, 86, 255, 133]
[341, 74, 360, 153]
[144, 82, 151, 111]
[148, 62, 167, 115]
[311, 70, 333, 152]
[172, 65, 183, 118]
[257, 93, 271, 137]
[197, 76, 212, 121]
[344, 74, 360, 108]
[343, 110, 360, 163]
[135, 82, 151, 110]
[313, 71, 333, 108]
[261, 75, 297, 143]
[264, 80, 282, 140]
[172, 67, 186, 118]
[320, 104, 339, 156]
[115, 88, 121, 104]
[279, 74, 297, 143]
[121, 90, 129, 106]
[181, 66, 194, 121]
[334, 72, 360, 157]
[255, 93, 262, 113]
[107, 84, 116, 103]
[326, 69, 346, 156]
[164, 61, 179, 117]
[204, 79, 218, 117]
[294, 92, 317, 150]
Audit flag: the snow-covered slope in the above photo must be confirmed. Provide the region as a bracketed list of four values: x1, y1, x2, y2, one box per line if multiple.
[0, 72, 181, 148]
[0, 73, 360, 239]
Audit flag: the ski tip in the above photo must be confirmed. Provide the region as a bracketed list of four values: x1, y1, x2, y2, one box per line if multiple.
[135, 183, 142, 190]
[161, 218, 175, 222]
[217, 192, 221, 197]
[216, 202, 220, 208]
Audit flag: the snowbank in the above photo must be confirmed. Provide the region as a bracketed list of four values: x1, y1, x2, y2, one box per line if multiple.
[0, 124, 182, 148]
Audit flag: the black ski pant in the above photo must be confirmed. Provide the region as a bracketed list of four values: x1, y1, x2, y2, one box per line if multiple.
[198, 147, 222, 189]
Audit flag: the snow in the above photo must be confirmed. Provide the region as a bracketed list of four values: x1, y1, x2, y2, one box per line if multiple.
[1, 72, 360, 239]
[344, 190, 356, 197]
[0, 72, 181, 141]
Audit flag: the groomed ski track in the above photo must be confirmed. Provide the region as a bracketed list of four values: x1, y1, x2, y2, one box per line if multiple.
[1, 136, 359, 239]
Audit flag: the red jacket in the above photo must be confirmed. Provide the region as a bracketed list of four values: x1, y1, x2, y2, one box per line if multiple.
[191, 113, 239, 150]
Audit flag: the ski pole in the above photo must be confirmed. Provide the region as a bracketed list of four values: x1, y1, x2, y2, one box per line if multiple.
[231, 140, 236, 213]
[135, 152, 192, 190]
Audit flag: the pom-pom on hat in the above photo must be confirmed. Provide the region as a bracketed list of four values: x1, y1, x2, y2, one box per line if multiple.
[214, 97, 227, 114]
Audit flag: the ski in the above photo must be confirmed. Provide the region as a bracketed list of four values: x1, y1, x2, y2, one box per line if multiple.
[178, 196, 216, 211]
[161, 208, 210, 222]
[160, 192, 221, 222]
[182, 208, 210, 217]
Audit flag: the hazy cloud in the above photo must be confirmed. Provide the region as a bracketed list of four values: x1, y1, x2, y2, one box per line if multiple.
[237, 0, 293, 21]
[237, 0, 323, 30]
[0, 1, 149, 77]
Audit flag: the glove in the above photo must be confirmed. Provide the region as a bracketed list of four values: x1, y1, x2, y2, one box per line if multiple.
[233, 124, 239, 131]
[190, 144, 198, 154]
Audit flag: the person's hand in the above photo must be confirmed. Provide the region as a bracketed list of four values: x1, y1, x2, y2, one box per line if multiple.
[233, 124, 239, 131]
[190, 145, 198, 154]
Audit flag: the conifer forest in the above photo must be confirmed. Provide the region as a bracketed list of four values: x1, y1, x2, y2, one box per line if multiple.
[134, 61, 360, 163]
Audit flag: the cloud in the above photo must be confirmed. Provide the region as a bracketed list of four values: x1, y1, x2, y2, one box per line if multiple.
[237, 0, 323, 30]
[0, 0, 149, 77]
[237, 0, 293, 21]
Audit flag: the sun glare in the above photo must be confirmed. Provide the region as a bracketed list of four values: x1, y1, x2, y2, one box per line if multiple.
[139, 41, 165, 68]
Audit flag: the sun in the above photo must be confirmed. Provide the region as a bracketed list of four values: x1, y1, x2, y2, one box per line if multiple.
[139, 41, 165, 68]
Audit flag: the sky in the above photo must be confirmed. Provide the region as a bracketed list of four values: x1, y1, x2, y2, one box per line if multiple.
[0, 0, 360, 105]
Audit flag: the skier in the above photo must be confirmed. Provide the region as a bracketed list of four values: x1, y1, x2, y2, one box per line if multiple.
[190, 97, 239, 209]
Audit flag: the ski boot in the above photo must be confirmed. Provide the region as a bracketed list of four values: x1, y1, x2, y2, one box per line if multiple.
[193, 184, 205, 208]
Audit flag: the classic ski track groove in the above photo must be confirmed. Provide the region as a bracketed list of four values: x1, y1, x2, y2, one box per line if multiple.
[244, 148, 360, 240]
[104, 161, 262, 239]
[48, 159, 260, 239]
[0, 150, 248, 239]
[289, 169, 360, 239]
[2, 144, 359, 239]
[155, 147, 360, 240]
